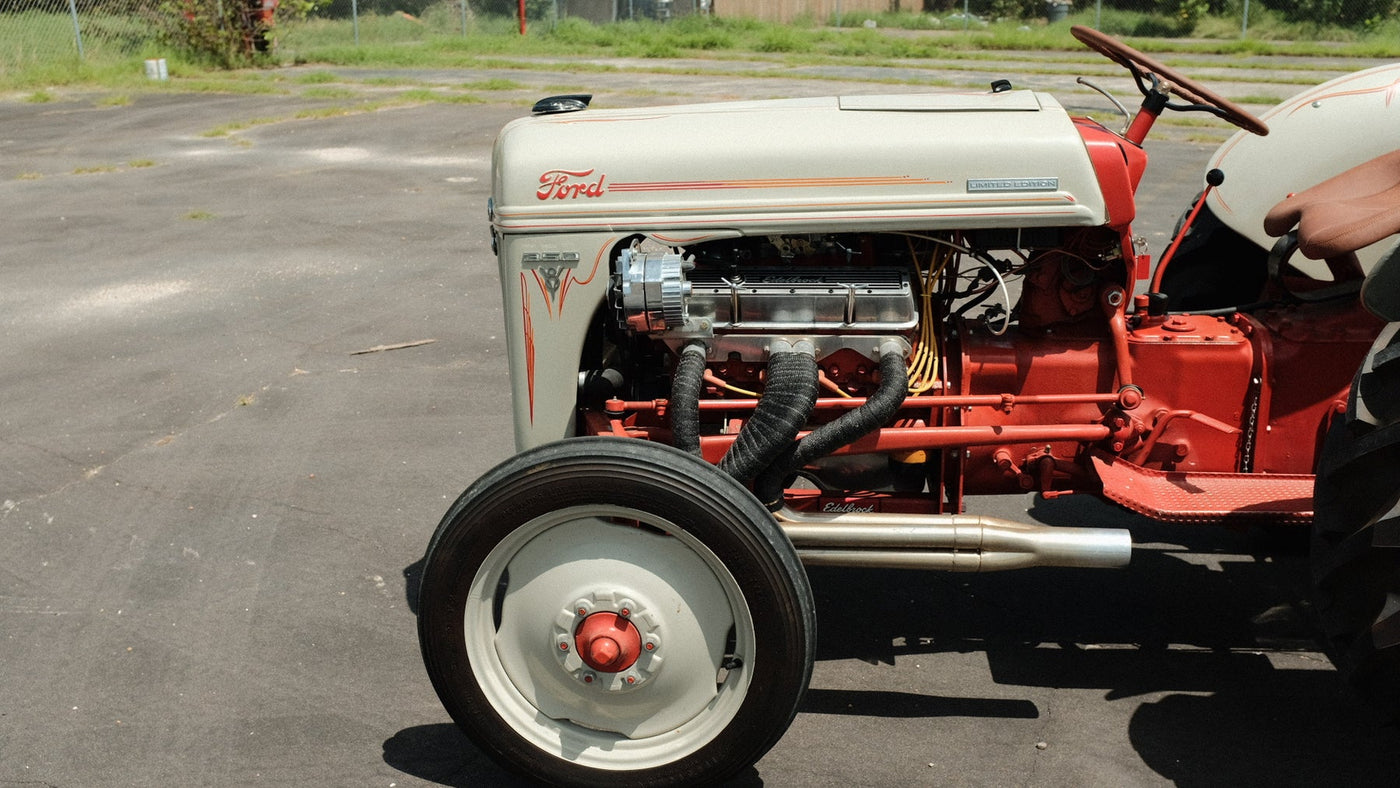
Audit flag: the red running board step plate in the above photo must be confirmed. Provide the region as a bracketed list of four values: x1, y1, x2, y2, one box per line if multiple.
[1089, 451, 1312, 524]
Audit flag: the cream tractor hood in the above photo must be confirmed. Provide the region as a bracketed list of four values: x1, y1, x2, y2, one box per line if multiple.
[490, 90, 1109, 236]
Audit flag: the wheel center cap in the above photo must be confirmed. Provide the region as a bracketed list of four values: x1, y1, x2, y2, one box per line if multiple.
[574, 613, 642, 672]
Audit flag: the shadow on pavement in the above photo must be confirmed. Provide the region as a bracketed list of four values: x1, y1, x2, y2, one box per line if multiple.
[805, 493, 1400, 783]
[801, 687, 1037, 719]
[383, 724, 527, 787]
[383, 723, 766, 786]
[403, 557, 424, 616]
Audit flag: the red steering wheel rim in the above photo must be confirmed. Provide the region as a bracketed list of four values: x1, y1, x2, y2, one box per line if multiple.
[1071, 25, 1269, 137]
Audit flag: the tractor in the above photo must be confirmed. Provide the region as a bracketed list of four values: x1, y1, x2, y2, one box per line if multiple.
[417, 27, 1400, 786]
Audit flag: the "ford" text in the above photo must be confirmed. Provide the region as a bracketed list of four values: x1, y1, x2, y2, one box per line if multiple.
[537, 169, 607, 200]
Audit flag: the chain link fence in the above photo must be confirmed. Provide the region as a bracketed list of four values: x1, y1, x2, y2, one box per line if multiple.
[3, 0, 1396, 78]
[2, 0, 161, 70]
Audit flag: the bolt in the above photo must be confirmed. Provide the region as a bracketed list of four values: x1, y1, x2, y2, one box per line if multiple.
[588, 637, 621, 668]
[576, 607, 587, 617]
[583, 673, 594, 684]
[618, 608, 630, 618]
[645, 642, 655, 651]
[625, 676, 636, 685]
[559, 642, 569, 652]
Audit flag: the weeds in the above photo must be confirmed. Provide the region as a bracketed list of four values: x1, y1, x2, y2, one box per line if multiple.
[293, 70, 340, 83]
[4, 11, 1398, 97]
[201, 117, 280, 136]
[301, 86, 359, 99]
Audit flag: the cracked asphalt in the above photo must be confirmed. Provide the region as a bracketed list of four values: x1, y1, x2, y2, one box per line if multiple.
[3, 58, 1399, 786]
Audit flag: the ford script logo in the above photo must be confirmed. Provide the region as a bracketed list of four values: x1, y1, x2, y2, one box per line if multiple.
[537, 169, 607, 200]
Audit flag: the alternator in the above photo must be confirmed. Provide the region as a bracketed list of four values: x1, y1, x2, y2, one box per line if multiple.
[613, 247, 694, 333]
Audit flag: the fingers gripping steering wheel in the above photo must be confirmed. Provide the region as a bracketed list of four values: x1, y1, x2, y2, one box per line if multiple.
[1071, 25, 1269, 136]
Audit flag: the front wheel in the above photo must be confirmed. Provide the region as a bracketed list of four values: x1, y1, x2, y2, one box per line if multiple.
[1312, 323, 1400, 716]
[418, 438, 816, 787]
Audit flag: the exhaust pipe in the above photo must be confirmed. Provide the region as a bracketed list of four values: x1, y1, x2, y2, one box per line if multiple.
[776, 507, 1131, 572]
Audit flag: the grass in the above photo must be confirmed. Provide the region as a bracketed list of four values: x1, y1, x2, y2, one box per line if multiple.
[4, 10, 1400, 99]
[396, 87, 487, 104]
[301, 85, 359, 99]
[458, 78, 525, 91]
[186, 87, 487, 139]
[201, 117, 277, 136]
[292, 70, 340, 83]
[264, 14, 1400, 80]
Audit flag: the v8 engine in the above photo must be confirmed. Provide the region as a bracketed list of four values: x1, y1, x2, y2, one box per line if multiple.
[613, 238, 919, 361]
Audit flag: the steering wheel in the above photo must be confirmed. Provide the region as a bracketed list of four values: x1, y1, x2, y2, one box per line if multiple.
[1071, 26, 1269, 136]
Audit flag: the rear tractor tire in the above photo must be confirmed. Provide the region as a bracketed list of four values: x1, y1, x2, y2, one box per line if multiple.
[1312, 323, 1400, 716]
[417, 437, 816, 787]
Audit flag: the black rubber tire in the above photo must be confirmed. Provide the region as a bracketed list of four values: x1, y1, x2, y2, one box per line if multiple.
[418, 437, 816, 787]
[1312, 323, 1400, 717]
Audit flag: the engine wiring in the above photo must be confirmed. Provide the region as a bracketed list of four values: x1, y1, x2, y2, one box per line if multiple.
[896, 232, 1016, 339]
[971, 257, 1012, 337]
[904, 236, 954, 394]
[703, 369, 760, 398]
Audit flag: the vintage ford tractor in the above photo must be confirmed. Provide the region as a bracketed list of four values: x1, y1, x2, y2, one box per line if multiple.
[417, 27, 1400, 786]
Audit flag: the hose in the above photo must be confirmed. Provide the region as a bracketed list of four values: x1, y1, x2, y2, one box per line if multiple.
[670, 342, 707, 458]
[753, 343, 909, 510]
[718, 341, 819, 484]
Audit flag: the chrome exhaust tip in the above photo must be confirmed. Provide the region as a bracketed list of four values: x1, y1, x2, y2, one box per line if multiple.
[775, 507, 1132, 572]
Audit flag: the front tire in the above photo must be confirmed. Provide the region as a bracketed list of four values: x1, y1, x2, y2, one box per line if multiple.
[1312, 323, 1400, 716]
[418, 438, 816, 786]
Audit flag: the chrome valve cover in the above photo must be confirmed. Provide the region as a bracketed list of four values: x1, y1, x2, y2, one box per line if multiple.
[687, 266, 917, 334]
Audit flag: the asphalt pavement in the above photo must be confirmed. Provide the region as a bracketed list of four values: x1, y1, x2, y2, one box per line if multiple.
[3, 57, 1400, 787]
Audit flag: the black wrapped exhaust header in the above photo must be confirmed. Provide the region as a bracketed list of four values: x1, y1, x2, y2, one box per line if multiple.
[717, 340, 819, 484]
[754, 342, 908, 510]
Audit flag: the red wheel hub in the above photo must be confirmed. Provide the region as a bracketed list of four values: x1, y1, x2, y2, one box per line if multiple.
[574, 612, 642, 673]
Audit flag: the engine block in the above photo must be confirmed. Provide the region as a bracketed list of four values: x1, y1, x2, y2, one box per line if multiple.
[611, 248, 917, 361]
